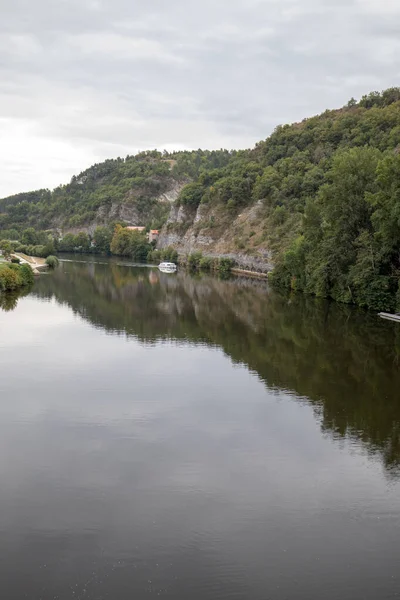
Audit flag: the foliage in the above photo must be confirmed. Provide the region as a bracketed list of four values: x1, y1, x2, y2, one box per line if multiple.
[199, 256, 213, 270]
[188, 252, 203, 270]
[0, 229, 19, 241]
[0, 150, 235, 233]
[93, 226, 113, 254]
[110, 225, 151, 261]
[218, 258, 235, 276]
[46, 255, 60, 269]
[0, 240, 12, 259]
[147, 247, 178, 264]
[0, 263, 34, 292]
[58, 232, 91, 253]
[272, 147, 400, 310]
[177, 183, 204, 208]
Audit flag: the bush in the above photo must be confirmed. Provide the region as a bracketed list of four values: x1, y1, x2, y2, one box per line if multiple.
[11, 257, 20, 264]
[199, 256, 213, 270]
[218, 258, 234, 277]
[147, 249, 161, 263]
[178, 183, 204, 208]
[161, 247, 178, 263]
[0, 263, 34, 291]
[19, 264, 35, 286]
[148, 247, 178, 263]
[0, 266, 19, 291]
[46, 255, 60, 269]
[188, 252, 203, 270]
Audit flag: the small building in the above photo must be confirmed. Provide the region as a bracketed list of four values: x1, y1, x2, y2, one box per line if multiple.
[149, 229, 159, 242]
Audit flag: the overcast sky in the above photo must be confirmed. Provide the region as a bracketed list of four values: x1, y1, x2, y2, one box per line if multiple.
[1, 0, 399, 197]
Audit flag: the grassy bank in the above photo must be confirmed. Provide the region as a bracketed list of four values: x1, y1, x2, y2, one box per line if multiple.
[0, 263, 35, 292]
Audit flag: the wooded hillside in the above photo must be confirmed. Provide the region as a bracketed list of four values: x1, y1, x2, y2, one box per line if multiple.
[2, 88, 400, 310]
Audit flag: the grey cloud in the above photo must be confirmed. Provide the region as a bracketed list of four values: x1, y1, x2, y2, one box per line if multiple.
[1, 0, 399, 195]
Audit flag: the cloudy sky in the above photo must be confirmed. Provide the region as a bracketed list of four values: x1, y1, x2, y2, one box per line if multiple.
[1, 0, 399, 197]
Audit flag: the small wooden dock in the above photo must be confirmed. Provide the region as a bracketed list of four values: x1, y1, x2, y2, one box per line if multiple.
[231, 268, 268, 280]
[378, 312, 400, 323]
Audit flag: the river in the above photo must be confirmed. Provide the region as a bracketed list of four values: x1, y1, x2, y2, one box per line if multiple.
[0, 257, 399, 599]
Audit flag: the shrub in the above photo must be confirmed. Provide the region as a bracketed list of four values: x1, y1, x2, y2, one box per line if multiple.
[199, 256, 213, 270]
[147, 249, 161, 263]
[178, 183, 204, 208]
[46, 255, 60, 269]
[161, 247, 178, 263]
[11, 257, 20, 264]
[0, 266, 19, 291]
[0, 263, 34, 291]
[218, 258, 234, 277]
[188, 252, 203, 270]
[19, 264, 35, 286]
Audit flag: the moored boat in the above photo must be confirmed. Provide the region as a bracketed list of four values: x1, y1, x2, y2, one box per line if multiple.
[158, 262, 177, 273]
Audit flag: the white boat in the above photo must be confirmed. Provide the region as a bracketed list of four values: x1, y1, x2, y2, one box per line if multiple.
[158, 262, 177, 273]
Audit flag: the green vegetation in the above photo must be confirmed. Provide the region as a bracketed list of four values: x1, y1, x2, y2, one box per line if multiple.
[0, 150, 234, 232]
[187, 252, 203, 270]
[58, 231, 91, 253]
[93, 226, 113, 254]
[0, 263, 34, 292]
[110, 225, 151, 261]
[186, 251, 234, 276]
[270, 147, 400, 310]
[0, 228, 57, 258]
[172, 88, 400, 310]
[147, 247, 178, 264]
[199, 256, 213, 270]
[218, 258, 235, 277]
[2, 88, 400, 309]
[45, 256, 60, 269]
[0, 240, 12, 259]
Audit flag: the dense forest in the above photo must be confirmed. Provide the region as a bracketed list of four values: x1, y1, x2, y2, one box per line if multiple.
[1, 88, 400, 310]
[172, 88, 400, 311]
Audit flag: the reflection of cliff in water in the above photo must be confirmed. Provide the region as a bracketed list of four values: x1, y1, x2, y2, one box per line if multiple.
[31, 260, 400, 475]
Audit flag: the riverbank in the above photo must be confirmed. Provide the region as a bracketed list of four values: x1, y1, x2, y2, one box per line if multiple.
[11, 253, 47, 273]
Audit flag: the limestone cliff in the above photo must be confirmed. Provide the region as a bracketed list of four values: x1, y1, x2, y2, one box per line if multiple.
[158, 199, 274, 272]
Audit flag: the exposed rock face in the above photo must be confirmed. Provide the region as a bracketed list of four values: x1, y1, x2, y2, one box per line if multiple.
[96, 202, 141, 226]
[157, 180, 187, 204]
[158, 199, 274, 272]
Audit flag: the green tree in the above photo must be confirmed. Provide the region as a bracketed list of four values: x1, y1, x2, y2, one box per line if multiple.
[93, 226, 112, 254]
[22, 227, 38, 245]
[0, 240, 12, 259]
[178, 183, 204, 208]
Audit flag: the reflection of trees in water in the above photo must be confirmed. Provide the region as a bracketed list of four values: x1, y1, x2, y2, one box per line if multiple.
[0, 286, 31, 312]
[31, 260, 400, 475]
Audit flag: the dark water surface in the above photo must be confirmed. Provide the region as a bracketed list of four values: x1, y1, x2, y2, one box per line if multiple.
[1, 258, 400, 600]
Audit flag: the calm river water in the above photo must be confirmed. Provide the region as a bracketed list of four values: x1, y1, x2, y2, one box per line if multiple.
[0, 257, 400, 600]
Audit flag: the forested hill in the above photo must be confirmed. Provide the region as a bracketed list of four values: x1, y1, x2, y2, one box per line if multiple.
[161, 87, 400, 311]
[2, 87, 400, 310]
[0, 149, 235, 233]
